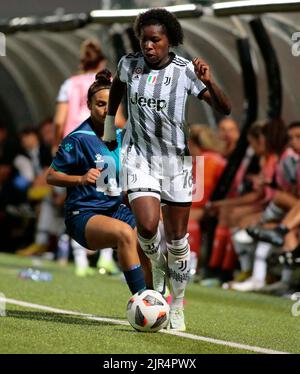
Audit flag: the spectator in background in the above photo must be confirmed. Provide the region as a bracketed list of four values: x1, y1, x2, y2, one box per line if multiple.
[247, 121, 300, 247]
[53, 38, 125, 154]
[39, 118, 54, 149]
[18, 127, 52, 191]
[0, 122, 33, 192]
[19, 127, 52, 171]
[0, 158, 32, 252]
[189, 124, 227, 221]
[0, 162, 19, 251]
[232, 121, 300, 294]
[0, 123, 21, 164]
[218, 117, 240, 159]
[16, 127, 53, 256]
[0, 124, 40, 252]
[188, 125, 227, 277]
[206, 118, 288, 285]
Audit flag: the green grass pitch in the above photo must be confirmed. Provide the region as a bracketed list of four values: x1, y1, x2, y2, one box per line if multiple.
[0, 253, 299, 354]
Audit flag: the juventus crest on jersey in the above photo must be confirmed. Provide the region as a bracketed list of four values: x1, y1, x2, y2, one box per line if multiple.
[118, 52, 207, 163]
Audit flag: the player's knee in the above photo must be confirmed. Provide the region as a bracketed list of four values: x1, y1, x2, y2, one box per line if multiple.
[137, 220, 159, 239]
[117, 224, 135, 248]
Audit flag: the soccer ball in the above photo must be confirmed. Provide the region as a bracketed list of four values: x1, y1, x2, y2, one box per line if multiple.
[127, 289, 170, 332]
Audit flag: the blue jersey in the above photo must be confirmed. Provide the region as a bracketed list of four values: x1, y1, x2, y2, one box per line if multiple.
[51, 118, 123, 216]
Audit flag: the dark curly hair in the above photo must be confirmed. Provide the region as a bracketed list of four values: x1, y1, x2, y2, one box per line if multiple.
[87, 69, 112, 103]
[133, 8, 184, 47]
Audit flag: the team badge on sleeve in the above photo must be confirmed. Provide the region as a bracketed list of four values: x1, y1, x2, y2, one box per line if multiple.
[64, 142, 74, 152]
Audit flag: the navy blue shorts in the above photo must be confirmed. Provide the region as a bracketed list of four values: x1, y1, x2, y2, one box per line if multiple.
[65, 204, 136, 248]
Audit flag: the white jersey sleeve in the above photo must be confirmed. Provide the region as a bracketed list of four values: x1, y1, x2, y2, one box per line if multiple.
[117, 55, 129, 83]
[185, 61, 207, 98]
[56, 78, 71, 102]
[117, 52, 144, 83]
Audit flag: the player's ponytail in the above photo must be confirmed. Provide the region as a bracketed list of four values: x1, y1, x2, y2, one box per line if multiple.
[87, 69, 116, 140]
[95, 69, 112, 87]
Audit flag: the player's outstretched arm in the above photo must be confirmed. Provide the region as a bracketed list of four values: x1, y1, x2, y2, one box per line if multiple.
[103, 75, 126, 142]
[193, 57, 231, 115]
[46, 167, 100, 187]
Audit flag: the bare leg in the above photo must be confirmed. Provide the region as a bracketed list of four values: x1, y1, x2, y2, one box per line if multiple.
[273, 191, 298, 210]
[162, 205, 190, 242]
[220, 204, 264, 228]
[84, 215, 146, 294]
[283, 228, 299, 251]
[85, 215, 139, 270]
[282, 200, 300, 230]
[130, 196, 161, 238]
[137, 243, 152, 288]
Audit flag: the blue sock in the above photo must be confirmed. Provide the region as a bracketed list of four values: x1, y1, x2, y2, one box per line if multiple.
[123, 265, 146, 294]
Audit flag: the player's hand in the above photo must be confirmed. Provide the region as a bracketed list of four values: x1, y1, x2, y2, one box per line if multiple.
[192, 57, 212, 84]
[81, 168, 101, 186]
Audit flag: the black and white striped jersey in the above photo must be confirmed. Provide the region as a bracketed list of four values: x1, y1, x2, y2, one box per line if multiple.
[118, 52, 207, 163]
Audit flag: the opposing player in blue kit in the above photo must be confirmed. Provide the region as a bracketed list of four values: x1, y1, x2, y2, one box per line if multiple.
[46, 70, 146, 295]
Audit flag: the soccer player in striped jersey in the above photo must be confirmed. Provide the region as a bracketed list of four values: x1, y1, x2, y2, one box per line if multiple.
[103, 8, 231, 330]
[46, 70, 146, 295]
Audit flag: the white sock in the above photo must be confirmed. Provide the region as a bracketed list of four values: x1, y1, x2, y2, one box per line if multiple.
[232, 236, 255, 272]
[71, 239, 88, 269]
[252, 242, 272, 282]
[167, 234, 191, 309]
[36, 232, 48, 246]
[138, 230, 166, 268]
[190, 251, 198, 275]
[281, 266, 293, 285]
[99, 248, 114, 262]
[158, 221, 167, 256]
[35, 199, 55, 246]
[57, 233, 70, 260]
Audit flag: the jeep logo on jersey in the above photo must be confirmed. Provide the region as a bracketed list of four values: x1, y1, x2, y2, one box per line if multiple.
[130, 93, 167, 111]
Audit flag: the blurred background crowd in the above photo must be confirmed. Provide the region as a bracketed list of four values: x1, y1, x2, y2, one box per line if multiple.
[1, 0, 300, 298]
